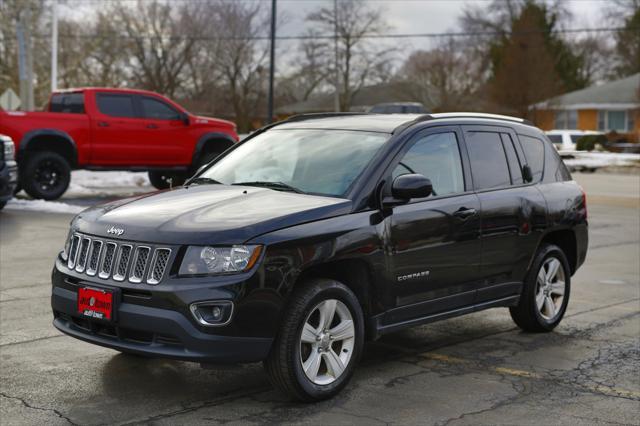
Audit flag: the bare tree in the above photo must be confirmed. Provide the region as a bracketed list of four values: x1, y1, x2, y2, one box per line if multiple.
[109, 0, 200, 97]
[306, 0, 392, 111]
[399, 37, 483, 112]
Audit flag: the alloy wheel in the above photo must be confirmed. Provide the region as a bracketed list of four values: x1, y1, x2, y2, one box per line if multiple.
[299, 299, 355, 386]
[535, 257, 566, 320]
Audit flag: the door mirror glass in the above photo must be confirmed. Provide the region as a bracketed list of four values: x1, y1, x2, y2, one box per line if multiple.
[391, 174, 433, 200]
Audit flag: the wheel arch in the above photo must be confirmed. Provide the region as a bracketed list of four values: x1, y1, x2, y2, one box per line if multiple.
[19, 129, 78, 168]
[296, 259, 376, 338]
[537, 229, 578, 275]
[191, 132, 236, 167]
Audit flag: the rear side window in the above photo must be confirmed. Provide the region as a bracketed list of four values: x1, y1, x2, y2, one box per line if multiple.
[465, 131, 511, 190]
[97, 94, 136, 118]
[141, 97, 181, 120]
[546, 134, 562, 145]
[518, 135, 545, 182]
[49, 93, 84, 114]
[392, 132, 464, 196]
[500, 133, 523, 185]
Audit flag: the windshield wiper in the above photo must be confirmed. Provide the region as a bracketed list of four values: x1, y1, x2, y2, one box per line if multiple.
[232, 181, 306, 194]
[186, 177, 222, 186]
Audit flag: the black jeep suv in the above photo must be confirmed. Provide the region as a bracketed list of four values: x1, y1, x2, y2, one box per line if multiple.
[51, 113, 588, 401]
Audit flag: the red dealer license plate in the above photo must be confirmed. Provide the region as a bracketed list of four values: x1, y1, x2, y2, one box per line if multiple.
[77, 287, 113, 321]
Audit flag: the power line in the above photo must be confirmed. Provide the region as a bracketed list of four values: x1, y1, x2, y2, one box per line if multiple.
[4, 26, 634, 42]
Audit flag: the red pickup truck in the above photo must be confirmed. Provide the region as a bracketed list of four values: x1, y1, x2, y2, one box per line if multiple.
[0, 88, 238, 200]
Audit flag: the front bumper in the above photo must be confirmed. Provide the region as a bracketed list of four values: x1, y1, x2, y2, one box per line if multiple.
[0, 161, 17, 202]
[51, 268, 273, 364]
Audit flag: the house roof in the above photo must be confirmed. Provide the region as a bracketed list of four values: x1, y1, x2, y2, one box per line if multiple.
[276, 82, 431, 115]
[535, 73, 640, 110]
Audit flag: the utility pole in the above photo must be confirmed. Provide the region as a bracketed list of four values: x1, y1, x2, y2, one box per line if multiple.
[333, 0, 340, 112]
[51, 0, 58, 92]
[16, 9, 34, 111]
[267, 0, 276, 124]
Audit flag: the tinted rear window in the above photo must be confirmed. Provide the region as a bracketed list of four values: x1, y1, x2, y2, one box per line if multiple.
[49, 93, 84, 114]
[466, 131, 511, 190]
[519, 135, 545, 182]
[97, 94, 136, 118]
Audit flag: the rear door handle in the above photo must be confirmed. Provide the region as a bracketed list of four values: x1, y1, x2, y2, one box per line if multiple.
[147, 124, 158, 129]
[97, 121, 109, 127]
[453, 207, 477, 219]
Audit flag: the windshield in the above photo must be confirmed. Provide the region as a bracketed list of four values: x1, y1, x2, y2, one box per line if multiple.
[198, 129, 389, 197]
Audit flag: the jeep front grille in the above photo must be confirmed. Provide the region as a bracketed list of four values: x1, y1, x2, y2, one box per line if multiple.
[64, 232, 172, 285]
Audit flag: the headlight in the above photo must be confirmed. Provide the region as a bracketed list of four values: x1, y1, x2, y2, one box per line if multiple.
[179, 245, 262, 276]
[3, 138, 15, 161]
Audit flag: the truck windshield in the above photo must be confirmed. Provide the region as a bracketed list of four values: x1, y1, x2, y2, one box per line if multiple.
[198, 129, 389, 197]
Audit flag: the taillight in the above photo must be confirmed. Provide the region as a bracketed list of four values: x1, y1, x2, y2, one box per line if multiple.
[580, 186, 587, 220]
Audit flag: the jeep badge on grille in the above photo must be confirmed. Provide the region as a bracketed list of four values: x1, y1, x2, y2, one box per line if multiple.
[107, 226, 124, 236]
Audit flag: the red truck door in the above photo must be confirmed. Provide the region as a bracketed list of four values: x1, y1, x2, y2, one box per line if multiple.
[91, 92, 148, 166]
[138, 95, 191, 166]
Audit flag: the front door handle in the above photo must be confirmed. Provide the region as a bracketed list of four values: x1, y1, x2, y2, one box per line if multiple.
[147, 123, 159, 129]
[453, 207, 477, 219]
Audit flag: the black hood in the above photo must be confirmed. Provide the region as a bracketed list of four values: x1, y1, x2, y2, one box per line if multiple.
[74, 185, 352, 245]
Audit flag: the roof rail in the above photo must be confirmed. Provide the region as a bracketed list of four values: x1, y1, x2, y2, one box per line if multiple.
[285, 112, 369, 123]
[418, 112, 534, 126]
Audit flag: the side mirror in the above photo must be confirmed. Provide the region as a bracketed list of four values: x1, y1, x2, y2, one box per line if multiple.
[391, 174, 433, 201]
[181, 112, 190, 126]
[522, 165, 533, 183]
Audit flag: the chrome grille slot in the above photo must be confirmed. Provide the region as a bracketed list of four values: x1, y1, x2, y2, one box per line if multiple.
[148, 248, 171, 285]
[75, 237, 91, 273]
[62, 232, 172, 284]
[129, 246, 150, 283]
[86, 240, 103, 276]
[99, 242, 117, 279]
[67, 235, 81, 269]
[113, 245, 133, 282]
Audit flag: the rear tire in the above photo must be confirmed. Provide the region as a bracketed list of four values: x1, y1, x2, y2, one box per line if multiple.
[510, 244, 571, 332]
[20, 151, 71, 200]
[264, 279, 364, 401]
[148, 171, 186, 190]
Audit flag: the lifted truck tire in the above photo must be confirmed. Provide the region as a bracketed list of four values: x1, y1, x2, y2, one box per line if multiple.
[148, 171, 187, 190]
[21, 151, 71, 200]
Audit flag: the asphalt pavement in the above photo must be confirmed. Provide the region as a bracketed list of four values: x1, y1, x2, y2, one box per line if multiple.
[0, 173, 638, 425]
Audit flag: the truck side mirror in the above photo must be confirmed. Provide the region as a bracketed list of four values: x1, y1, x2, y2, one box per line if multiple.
[181, 112, 190, 126]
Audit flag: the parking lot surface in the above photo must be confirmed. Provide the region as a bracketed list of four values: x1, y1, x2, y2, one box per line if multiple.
[1, 173, 638, 425]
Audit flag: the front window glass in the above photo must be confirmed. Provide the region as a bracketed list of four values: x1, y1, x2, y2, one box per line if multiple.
[141, 97, 180, 120]
[392, 132, 464, 196]
[200, 129, 389, 197]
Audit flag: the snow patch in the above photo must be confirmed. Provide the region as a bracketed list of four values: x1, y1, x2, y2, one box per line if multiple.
[5, 199, 85, 214]
[563, 152, 640, 170]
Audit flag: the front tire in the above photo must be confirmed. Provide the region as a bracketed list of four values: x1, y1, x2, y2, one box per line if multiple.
[20, 151, 71, 200]
[510, 244, 571, 332]
[148, 171, 186, 190]
[264, 279, 364, 401]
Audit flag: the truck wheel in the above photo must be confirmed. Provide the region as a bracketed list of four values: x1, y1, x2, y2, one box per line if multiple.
[264, 279, 364, 402]
[148, 171, 186, 190]
[0, 200, 6, 210]
[510, 244, 571, 332]
[21, 151, 71, 200]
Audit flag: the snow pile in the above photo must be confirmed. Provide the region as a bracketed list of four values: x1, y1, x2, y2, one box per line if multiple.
[562, 152, 640, 171]
[5, 199, 85, 214]
[66, 170, 151, 196]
